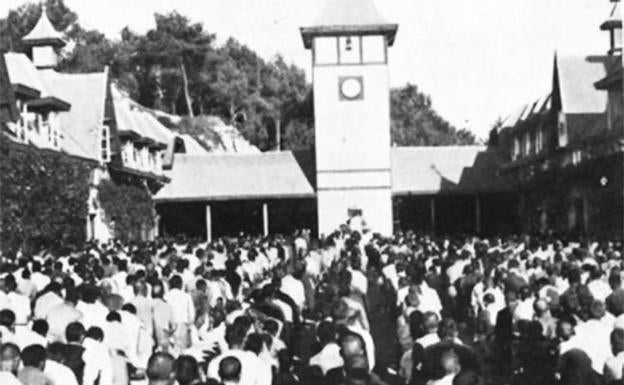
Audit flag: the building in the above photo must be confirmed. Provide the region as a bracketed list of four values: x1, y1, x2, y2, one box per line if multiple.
[155, 0, 514, 239]
[2, 6, 176, 243]
[494, 0, 623, 238]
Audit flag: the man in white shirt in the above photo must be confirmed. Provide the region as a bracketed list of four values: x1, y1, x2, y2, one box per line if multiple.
[207, 322, 272, 385]
[281, 267, 306, 311]
[164, 275, 195, 353]
[561, 300, 613, 373]
[309, 321, 343, 374]
[82, 326, 114, 385]
[605, 328, 624, 382]
[46, 342, 79, 385]
[0, 342, 22, 385]
[3, 275, 30, 328]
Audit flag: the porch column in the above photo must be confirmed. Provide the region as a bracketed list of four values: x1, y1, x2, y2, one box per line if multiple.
[475, 195, 482, 233]
[205, 204, 212, 243]
[430, 197, 436, 232]
[262, 203, 269, 236]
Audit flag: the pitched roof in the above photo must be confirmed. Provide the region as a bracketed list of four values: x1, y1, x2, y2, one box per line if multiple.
[314, 0, 390, 27]
[155, 147, 509, 202]
[4, 52, 50, 94]
[41, 70, 108, 160]
[0, 54, 19, 124]
[391, 146, 511, 195]
[301, 0, 398, 48]
[112, 85, 170, 148]
[556, 55, 615, 114]
[22, 6, 65, 47]
[155, 151, 316, 202]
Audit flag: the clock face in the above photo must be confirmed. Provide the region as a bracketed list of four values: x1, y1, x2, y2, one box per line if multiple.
[339, 76, 363, 100]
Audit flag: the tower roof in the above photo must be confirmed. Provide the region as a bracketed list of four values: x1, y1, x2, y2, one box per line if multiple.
[301, 0, 398, 49]
[22, 6, 65, 48]
[601, 1, 622, 31]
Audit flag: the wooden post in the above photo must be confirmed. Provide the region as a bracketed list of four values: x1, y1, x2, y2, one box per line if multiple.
[262, 203, 269, 236]
[430, 197, 436, 232]
[475, 195, 482, 233]
[205, 204, 212, 243]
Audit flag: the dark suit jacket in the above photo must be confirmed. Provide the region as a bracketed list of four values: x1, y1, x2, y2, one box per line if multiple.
[62, 343, 85, 385]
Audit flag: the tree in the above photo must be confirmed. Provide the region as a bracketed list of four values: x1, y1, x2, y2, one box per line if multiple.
[390, 84, 476, 146]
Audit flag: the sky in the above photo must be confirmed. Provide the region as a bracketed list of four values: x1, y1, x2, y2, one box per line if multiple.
[1, 0, 615, 139]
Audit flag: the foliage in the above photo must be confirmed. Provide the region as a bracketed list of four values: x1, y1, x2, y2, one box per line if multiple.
[0, 139, 93, 256]
[390, 84, 476, 146]
[97, 179, 155, 242]
[1, 0, 474, 151]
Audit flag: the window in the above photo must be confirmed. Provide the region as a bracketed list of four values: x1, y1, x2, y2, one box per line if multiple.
[314, 37, 338, 65]
[558, 112, 568, 147]
[42, 112, 52, 144]
[362, 35, 386, 63]
[524, 132, 532, 156]
[534, 127, 543, 153]
[339, 36, 361, 64]
[512, 136, 520, 160]
[122, 141, 133, 165]
[572, 150, 582, 165]
[101, 124, 111, 162]
[608, 90, 623, 130]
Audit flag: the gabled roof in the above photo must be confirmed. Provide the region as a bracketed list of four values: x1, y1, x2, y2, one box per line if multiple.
[41, 70, 108, 160]
[111, 85, 171, 148]
[391, 146, 511, 195]
[155, 147, 509, 203]
[301, 0, 398, 48]
[556, 55, 615, 114]
[22, 6, 65, 47]
[155, 151, 317, 202]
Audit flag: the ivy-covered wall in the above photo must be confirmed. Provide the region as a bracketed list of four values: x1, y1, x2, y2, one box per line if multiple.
[0, 139, 94, 256]
[97, 179, 156, 242]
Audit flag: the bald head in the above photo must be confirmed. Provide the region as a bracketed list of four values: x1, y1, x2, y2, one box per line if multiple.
[340, 333, 366, 362]
[147, 352, 176, 385]
[218, 356, 242, 383]
[533, 299, 549, 317]
[422, 311, 439, 333]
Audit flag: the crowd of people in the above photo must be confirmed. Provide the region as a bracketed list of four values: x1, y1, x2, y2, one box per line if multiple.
[0, 223, 624, 385]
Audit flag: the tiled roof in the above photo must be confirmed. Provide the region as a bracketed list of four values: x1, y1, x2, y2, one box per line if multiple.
[41, 70, 108, 160]
[155, 146, 509, 202]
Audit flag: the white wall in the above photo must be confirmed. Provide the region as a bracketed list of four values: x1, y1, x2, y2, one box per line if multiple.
[313, 48, 393, 235]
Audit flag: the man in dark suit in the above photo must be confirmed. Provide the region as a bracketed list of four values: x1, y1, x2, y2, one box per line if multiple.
[494, 289, 519, 376]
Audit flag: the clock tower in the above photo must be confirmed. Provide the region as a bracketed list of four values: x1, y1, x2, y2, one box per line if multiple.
[301, 0, 398, 236]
